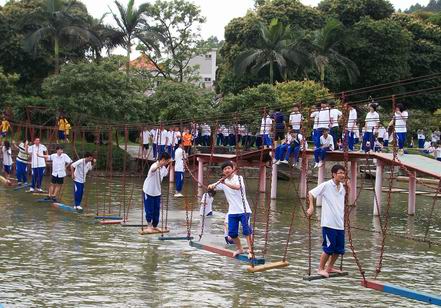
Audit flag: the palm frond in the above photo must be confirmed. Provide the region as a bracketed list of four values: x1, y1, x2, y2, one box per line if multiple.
[24, 26, 55, 54]
[330, 49, 360, 84]
[234, 49, 263, 76]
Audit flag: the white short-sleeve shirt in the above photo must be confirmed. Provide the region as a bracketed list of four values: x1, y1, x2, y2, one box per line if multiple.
[49, 153, 72, 177]
[365, 111, 380, 130]
[28, 144, 47, 168]
[394, 111, 408, 133]
[330, 108, 342, 128]
[260, 116, 272, 135]
[174, 147, 185, 172]
[199, 193, 214, 216]
[142, 130, 151, 145]
[317, 108, 331, 129]
[347, 109, 357, 131]
[143, 162, 168, 196]
[72, 158, 93, 183]
[289, 112, 303, 130]
[215, 174, 252, 214]
[309, 179, 346, 230]
[2, 146, 12, 166]
[320, 134, 334, 150]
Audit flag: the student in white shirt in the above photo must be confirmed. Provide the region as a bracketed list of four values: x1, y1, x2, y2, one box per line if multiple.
[313, 128, 334, 168]
[310, 104, 320, 148]
[27, 137, 48, 192]
[289, 104, 303, 133]
[142, 152, 171, 232]
[38, 145, 72, 201]
[307, 164, 346, 278]
[199, 189, 215, 216]
[329, 102, 342, 147]
[417, 129, 425, 149]
[260, 111, 273, 148]
[391, 103, 408, 154]
[174, 141, 186, 197]
[435, 144, 441, 161]
[345, 104, 357, 151]
[316, 101, 331, 145]
[363, 104, 380, 152]
[221, 125, 229, 146]
[70, 152, 96, 210]
[2, 140, 12, 180]
[141, 127, 151, 152]
[201, 123, 211, 146]
[208, 161, 253, 258]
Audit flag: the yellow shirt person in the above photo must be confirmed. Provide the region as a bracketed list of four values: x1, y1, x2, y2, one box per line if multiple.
[1, 118, 10, 137]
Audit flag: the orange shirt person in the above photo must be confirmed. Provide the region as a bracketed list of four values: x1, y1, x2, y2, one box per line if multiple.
[182, 128, 193, 154]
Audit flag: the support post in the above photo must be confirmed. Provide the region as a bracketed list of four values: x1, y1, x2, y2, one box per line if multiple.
[271, 160, 278, 200]
[299, 157, 308, 198]
[373, 160, 384, 216]
[169, 165, 175, 183]
[408, 171, 416, 216]
[197, 157, 204, 197]
[350, 160, 358, 205]
[259, 164, 267, 193]
[317, 161, 326, 206]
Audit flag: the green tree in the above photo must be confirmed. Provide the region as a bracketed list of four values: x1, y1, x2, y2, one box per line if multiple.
[275, 80, 332, 109]
[139, 0, 206, 82]
[234, 19, 308, 84]
[24, 0, 100, 74]
[148, 81, 215, 121]
[0, 66, 19, 107]
[109, 0, 148, 76]
[42, 61, 146, 124]
[310, 18, 359, 86]
[318, 0, 394, 26]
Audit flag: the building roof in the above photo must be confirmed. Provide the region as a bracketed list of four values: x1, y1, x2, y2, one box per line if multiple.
[128, 53, 158, 71]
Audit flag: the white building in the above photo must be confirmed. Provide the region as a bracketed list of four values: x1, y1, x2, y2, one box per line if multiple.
[187, 48, 217, 88]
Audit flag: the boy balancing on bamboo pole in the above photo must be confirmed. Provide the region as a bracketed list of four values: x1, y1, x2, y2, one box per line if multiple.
[208, 161, 253, 259]
[307, 164, 346, 278]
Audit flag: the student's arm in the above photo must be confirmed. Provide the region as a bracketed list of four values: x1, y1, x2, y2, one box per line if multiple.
[37, 153, 50, 159]
[307, 192, 315, 216]
[70, 165, 76, 180]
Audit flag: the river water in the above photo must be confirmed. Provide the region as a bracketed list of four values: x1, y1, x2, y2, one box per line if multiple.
[0, 175, 440, 307]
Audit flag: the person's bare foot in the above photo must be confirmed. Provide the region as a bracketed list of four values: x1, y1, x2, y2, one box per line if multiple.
[146, 227, 155, 233]
[152, 227, 161, 232]
[232, 249, 244, 257]
[326, 267, 343, 274]
[318, 269, 329, 278]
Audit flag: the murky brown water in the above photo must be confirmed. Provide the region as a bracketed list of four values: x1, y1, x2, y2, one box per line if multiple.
[0, 174, 440, 307]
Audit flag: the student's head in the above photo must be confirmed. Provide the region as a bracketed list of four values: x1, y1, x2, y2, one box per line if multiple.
[221, 160, 235, 177]
[178, 139, 184, 148]
[315, 103, 321, 110]
[175, 126, 180, 131]
[55, 145, 64, 155]
[293, 104, 299, 112]
[320, 100, 328, 109]
[3, 140, 10, 149]
[395, 103, 405, 112]
[323, 128, 329, 137]
[331, 164, 346, 182]
[329, 102, 336, 108]
[369, 104, 377, 112]
[159, 152, 171, 162]
[184, 127, 189, 133]
[34, 137, 40, 145]
[208, 189, 216, 197]
[345, 103, 353, 110]
[84, 152, 94, 162]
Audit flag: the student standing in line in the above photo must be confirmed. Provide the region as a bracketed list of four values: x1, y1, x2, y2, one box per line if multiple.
[363, 104, 380, 152]
[2, 140, 12, 180]
[260, 111, 273, 149]
[345, 104, 357, 151]
[199, 189, 216, 216]
[182, 128, 193, 155]
[141, 126, 151, 159]
[272, 108, 286, 146]
[417, 129, 425, 149]
[435, 143, 441, 162]
[174, 140, 186, 197]
[27, 137, 47, 192]
[12, 140, 29, 186]
[329, 102, 342, 147]
[310, 104, 320, 148]
[1, 116, 10, 140]
[289, 104, 303, 134]
[57, 116, 69, 143]
[307, 164, 347, 278]
[316, 101, 331, 147]
[142, 152, 171, 232]
[70, 152, 96, 210]
[38, 145, 72, 202]
[391, 103, 408, 155]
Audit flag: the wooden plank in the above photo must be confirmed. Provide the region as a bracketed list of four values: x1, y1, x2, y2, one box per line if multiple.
[158, 236, 194, 241]
[121, 224, 149, 227]
[247, 261, 289, 273]
[139, 228, 170, 235]
[303, 271, 349, 281]
[362, 279, 441, 305]
[51, 202, 83, 214]
[95, 216, 123, 220]
[99, 220, 123, 225]
[189, 241, 265, 265]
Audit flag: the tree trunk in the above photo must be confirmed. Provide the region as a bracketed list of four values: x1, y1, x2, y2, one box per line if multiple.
[54, 37, 60, 74]
[320, 64, 325, 87]
[269, 61, 274, 84]
[126, 38, 131, 77]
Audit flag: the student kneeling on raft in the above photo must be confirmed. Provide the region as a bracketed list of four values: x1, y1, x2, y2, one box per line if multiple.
[38, 145, 72, 202]
[208, 161, 253, 259]
[142, 152, 172, 233]
[71, 152, 95, 211]
[307, 164, 346, 278]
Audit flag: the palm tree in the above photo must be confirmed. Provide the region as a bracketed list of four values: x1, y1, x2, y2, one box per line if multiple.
[310, 18, 359, 86]
[89, 13, 125, 60]
[234, 18, 309, 84]
[24, 0, 100, 74]
[109, 0, 149, 76]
